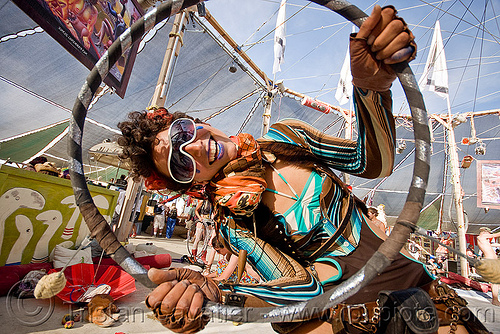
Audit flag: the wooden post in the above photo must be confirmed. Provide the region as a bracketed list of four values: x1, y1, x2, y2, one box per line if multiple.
[116, 177, 143, 242]
[262, 92, 273, 136]
[115, 10, 192, 241]
[432, 111, 468, 277]
[150, 11, 189, 107]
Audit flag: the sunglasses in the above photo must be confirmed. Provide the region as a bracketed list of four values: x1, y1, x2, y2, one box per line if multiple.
[167, 118, 197, 184]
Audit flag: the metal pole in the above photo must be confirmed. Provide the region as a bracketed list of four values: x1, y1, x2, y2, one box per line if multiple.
[151, 11, 189, 107]
[118, 10, 190, 240]
[343, 101, 353, 185]
[114, 160, 121, 182]
[262, 91, 273, 136]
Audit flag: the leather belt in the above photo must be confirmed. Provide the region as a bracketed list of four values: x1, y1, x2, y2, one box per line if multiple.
[330, 301, 380, 333]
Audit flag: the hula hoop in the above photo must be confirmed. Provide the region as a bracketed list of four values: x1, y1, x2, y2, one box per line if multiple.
[69, 0, 430, 323]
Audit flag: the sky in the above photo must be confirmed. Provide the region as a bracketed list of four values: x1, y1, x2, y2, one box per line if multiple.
[204, 0, 500, 117]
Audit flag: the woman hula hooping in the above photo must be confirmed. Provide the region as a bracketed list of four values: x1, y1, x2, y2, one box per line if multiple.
[117, 5, 488, 334]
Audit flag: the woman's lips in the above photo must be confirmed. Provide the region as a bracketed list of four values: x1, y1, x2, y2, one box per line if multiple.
[208, 138, 225, 164]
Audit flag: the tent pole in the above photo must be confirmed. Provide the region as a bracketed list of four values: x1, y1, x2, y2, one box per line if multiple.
[116, 177, 143, 242]
[151, 10, 190, 107]
[115, 160, 121, 182]
[343, 100, 353, 185]
[204, 8, 356, 124]
[116, 10, 191, 241]
[262, 91, 273, 136]
[432, 107, 469, 278]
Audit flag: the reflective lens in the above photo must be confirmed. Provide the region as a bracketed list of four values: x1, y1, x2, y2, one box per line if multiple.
[167, 119, 196, 183]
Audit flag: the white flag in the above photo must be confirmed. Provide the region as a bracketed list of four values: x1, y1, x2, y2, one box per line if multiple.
[273, 0, 286, 74]
[418, 20, 449, 98]
[335, 33, 353, 105]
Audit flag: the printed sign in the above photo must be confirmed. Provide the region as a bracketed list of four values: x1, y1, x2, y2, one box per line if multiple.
[13, 0, 144, 97]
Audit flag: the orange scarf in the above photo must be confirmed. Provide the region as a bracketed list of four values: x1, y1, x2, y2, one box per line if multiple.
[210, 133, 267, 216]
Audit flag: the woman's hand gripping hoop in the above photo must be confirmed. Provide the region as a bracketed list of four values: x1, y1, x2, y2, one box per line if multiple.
[350, 5, 416, 91]
[145, 268, 221, 334]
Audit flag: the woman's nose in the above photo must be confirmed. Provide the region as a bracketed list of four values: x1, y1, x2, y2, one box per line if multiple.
[183, 140, 204, 158]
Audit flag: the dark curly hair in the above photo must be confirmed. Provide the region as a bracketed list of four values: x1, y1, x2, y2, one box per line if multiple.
[117, 109, 201, 192]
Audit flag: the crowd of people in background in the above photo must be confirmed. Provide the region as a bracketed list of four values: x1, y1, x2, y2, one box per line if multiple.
[363, 203, 500, 295]
[21, 157, 267, 285]
[125, 192, 264, 284]
[477, 227, 500, 305]
[138, 196, 500, 287]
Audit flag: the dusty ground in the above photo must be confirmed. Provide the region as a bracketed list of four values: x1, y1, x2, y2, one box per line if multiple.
[1, 231, 499, 333]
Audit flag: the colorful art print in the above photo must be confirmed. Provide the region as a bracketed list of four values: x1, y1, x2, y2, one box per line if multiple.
[477, 160, 500, 209]
[13, 0, 144, 98]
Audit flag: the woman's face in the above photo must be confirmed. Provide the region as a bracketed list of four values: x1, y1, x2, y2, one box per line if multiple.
[152, 122, 238, 183]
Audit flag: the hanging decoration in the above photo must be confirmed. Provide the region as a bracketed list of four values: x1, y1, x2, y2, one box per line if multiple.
[461, 155, 473, 169]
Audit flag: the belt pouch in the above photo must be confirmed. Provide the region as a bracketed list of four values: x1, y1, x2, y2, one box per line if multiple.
[378, 287, 439, 334]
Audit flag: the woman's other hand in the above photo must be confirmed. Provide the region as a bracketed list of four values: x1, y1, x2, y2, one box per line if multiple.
[350, 5, 416, 91]
[145, 268, 221, 333]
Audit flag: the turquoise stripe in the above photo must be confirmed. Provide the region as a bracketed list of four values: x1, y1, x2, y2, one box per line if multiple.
[283, 171, 320, 231]
[315, 257, 342, 284]
[320, 206, 362, 257]
[221, 273, 323, 306]
[220, 224, 283, 281]
[263, 127, 297, 145]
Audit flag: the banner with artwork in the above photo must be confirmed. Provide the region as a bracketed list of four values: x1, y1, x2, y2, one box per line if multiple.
[477, 160, 500, 209]
[13, 0, 144, 97]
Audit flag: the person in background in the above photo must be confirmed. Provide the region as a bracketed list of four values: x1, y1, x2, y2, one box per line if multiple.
[165, 203, 177, 239]
[59, 167, 71, 179]
[176, 195, 185, 219]
[435, 235, 452, 272]
[367, 207, 386, 233]
[24, 156, 47, 171]
[185, 199, 198, 242]
[477, 227, 500, 305]
[35, 161, 60, 176]
[130, 191, 143, 238]
[110, 187, 126, 233]
[192, 198, 214, 263]
[466, 244, 477, 276]
[116, 174, 127, 187]
[426, 256, 439, 276]
[407, 239, 424, 261]
[204, 237, 260, 284]
[466, 245, 476, 258]
[153, 202, 166, 237]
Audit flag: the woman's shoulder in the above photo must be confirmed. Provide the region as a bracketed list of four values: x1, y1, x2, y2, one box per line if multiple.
[261, 119, 312, 147]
